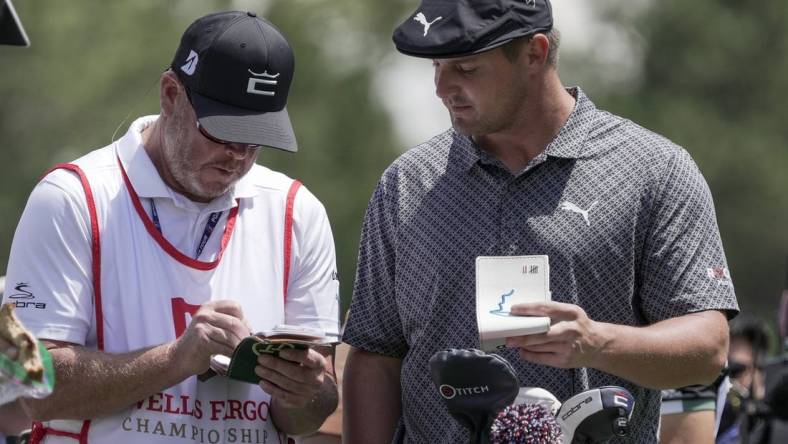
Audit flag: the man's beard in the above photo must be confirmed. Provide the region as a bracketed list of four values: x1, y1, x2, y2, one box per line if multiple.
[450, 109, 515, 137]
[161, 113, 234, 201]
[449, 76, 529, 138]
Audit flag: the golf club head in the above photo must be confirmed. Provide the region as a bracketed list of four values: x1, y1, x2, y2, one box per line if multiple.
[429, 348, 519, 442]
[557, 386, 634, 444]
[514, 386, 562, 415]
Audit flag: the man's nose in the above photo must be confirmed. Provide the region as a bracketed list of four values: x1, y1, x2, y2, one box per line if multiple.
[433, 64, 455, 100]
[224, 144, 250, 160]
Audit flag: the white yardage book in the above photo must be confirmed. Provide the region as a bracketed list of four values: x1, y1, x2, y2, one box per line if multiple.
[476, 255, 551, 352]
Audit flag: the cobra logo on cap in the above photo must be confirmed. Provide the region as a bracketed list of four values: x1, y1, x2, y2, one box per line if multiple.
[246, 69, 279, 96]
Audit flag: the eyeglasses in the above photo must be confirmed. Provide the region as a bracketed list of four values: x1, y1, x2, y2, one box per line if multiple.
[184, 87, 261, 149]
[196, 121, 261, 149]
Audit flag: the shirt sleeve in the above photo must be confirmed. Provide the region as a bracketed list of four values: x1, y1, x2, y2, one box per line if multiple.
[283, 185, 341, 337]
[2, 169, 95, 345]
[342, 167, 408, 358]
[638, 148, 739, 322]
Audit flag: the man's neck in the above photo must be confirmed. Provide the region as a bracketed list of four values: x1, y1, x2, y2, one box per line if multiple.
[141, 119, 167, 170]
[475, 77, 575, 174]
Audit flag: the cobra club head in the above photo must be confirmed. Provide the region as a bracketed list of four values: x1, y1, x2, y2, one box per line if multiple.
[556, 386, 635, 444]
[429, 349, 519, 444]
[515, 386, 562, 415]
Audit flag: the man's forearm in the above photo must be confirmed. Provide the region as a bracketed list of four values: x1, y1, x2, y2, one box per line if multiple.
[0, 401, 30, 435]
[659, 410, 715, 444]
[270, 375, 338, 435]
[592, 310, 729, 389]
[20, 342, 189, 420]
[343, 347, 402, 444]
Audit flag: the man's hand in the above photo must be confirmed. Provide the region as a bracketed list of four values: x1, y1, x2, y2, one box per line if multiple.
[171, 300, 251, 376]
[505, 301, 610, 369]
[255, 347, 332, 408]
[506, 303, 729, 389]
[257, 346, 338, 435]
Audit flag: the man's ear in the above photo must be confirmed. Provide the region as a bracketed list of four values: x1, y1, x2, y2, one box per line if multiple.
[159, 70, 182, 118]
[526, 34, 550, 67]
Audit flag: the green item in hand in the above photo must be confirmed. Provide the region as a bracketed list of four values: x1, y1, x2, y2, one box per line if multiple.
[225, 336, 309, 384]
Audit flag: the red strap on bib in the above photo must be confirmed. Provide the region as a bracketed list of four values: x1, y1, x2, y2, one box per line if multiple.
[283, 180, 301, 301]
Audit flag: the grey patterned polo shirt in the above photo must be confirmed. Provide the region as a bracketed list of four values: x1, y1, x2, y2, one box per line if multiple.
[343, 88, 739, 443]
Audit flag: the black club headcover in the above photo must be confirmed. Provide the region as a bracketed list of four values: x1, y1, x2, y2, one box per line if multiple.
[429, 349, 519, 444]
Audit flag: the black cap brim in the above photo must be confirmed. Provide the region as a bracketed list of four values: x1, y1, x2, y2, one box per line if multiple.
[0, 0, 30, 47]
[392, 0, 552, 59]
[191, 91, 298, 152]
[395, 27, 550, 59]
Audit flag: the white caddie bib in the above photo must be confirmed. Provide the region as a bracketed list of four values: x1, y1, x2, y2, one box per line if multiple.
[30, 144, 303, 444]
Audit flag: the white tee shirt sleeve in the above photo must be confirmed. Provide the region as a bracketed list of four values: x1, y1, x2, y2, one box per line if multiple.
[284, 185, 340, 337]
[4, 169, 95, 346]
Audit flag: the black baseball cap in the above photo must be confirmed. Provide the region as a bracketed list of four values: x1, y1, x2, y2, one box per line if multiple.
[171, 11, 297, 152]
[0, 0, 30, 47]
[393, 0, 553, 59]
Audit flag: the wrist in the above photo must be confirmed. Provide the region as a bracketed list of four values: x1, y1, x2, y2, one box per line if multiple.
[163, 340, 193, 380]
[588, 320, 614, 369]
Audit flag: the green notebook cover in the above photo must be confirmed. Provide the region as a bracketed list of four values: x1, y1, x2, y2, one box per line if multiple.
[225, 337, 309, 384]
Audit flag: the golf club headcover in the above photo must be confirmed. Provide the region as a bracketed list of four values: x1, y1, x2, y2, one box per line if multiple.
[429, 349, 519, 444]
[491, 403, 563, 443]
[514, 386, 562, 415]
[556, 386, 634, 444]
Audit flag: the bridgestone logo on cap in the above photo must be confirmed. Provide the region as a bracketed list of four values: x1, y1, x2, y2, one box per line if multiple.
[181, 50, 199, 76]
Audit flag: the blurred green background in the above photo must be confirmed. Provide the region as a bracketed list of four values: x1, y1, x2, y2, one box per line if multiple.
[1, 0, 785, 340]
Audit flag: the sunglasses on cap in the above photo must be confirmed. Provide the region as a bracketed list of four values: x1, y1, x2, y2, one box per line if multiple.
[195, 121, 261, 149]
[184, 87, 262, 149]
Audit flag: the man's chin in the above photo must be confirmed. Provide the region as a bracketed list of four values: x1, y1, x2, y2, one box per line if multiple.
[450, 118, 472, 136]
[201, 185, 233, 201]
[451, 121, 482, 137]
[184, 180, 234, 203]
[451, 116, 503, 139]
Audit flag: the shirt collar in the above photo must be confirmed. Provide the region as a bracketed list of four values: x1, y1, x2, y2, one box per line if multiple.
[115, 115, 257, 212]
[450, 86, 602, 173]
[448, 130, 483, 172]
[543, 86, 600, 160]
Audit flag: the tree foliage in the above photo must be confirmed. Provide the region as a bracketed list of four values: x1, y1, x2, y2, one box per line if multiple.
[1, 0, 784, 325]
[595, 0, 788, 323]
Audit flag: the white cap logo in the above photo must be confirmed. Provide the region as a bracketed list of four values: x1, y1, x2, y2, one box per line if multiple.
[246, 69, 279, 96]
[181, 50, 199, 76]
[413, 12, 442, 37]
